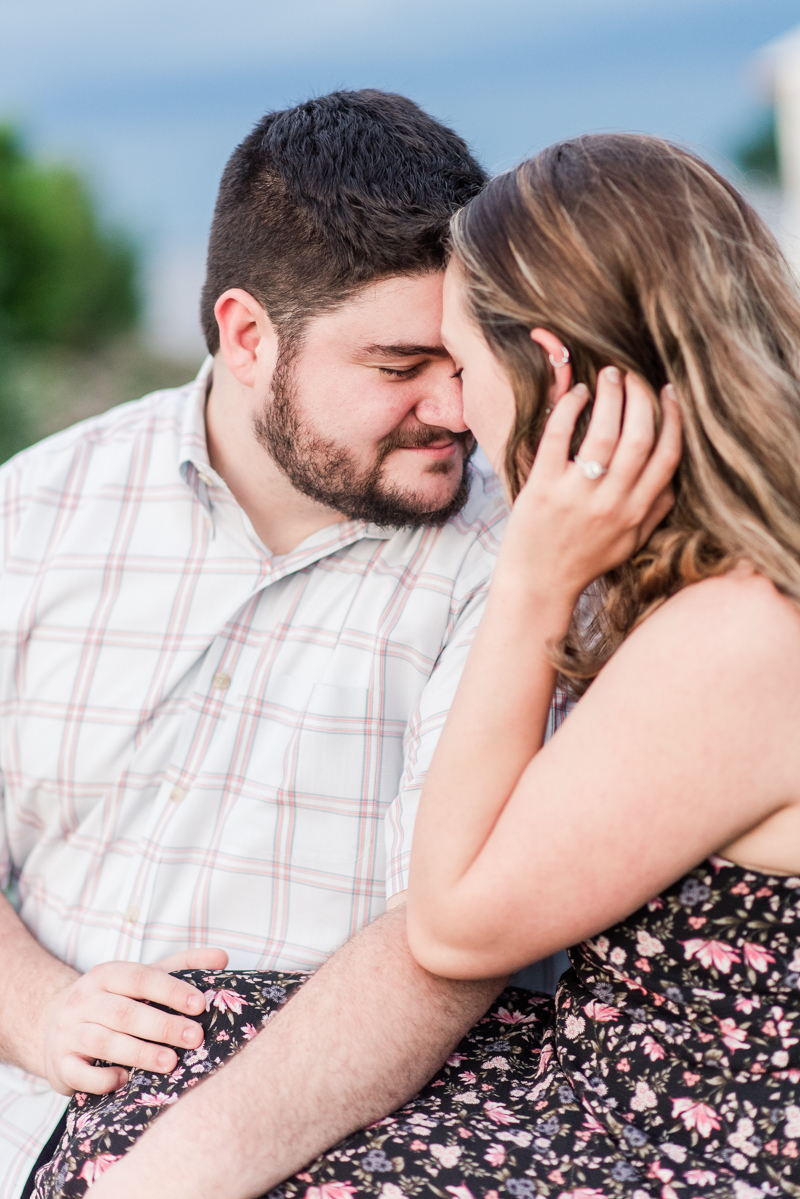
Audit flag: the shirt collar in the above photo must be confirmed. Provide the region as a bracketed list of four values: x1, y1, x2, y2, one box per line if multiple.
[176, 356, 395, 552]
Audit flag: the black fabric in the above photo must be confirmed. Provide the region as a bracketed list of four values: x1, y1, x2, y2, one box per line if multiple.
[20, 1109, 68, 1199]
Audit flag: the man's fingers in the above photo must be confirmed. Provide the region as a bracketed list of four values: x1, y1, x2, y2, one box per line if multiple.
[74, 1023, 180, 1075]
[95, 960, 206, 1017]
[93, 992, 203, 1051]
[154, 947, 229, 973]
[59, 1053, 128, 1097]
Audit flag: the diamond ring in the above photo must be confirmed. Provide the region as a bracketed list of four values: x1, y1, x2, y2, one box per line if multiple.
[573, 455, 608, 480]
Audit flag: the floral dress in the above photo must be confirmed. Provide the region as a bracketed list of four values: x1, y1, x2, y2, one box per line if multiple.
[31, 858, 800, 1199]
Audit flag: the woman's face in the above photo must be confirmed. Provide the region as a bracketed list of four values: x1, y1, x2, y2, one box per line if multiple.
[441, 260, 517, 481]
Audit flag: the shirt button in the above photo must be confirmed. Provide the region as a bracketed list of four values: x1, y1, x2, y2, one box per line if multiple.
[124, 905, 139, 923]
[212, 672, 231, 690]
[170, 785, 186, 803]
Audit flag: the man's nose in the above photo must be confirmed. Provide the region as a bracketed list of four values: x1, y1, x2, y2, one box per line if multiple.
[414, 372, 469, 433]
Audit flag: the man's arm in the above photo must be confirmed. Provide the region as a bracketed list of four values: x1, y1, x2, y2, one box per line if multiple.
[90, 903, 507, 1199]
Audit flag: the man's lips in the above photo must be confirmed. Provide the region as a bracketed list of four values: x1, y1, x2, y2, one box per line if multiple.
[394, 440, 459, 459]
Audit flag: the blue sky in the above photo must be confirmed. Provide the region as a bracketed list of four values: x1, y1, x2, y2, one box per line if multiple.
[2, 0, 798, 351]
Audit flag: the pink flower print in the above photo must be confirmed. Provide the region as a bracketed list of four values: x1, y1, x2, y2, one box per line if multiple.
[483, 1100, 520, 1125]
[135, 1091, 178, 1107]
[647, 896, 664, 910]
[447, 1053, 467, 1066]
[305, 1184, 358, 1199]
[684, 1170, 716, 1185]
[671, 1098, 721, 1136]
[734, 995, 760, 1014]
[631, 1081, 658, 1111]
[582, 1000, 619, 1022]
[681, 939, 741, 973]
[379, 1186, 406, 1199]
[430, 1145, 462, 1168]
[79, 1154, 121, 1184]
[485, 1144, 506, 1166]
[635, 958, 651, 972]
[409, 1139, 427, 1151]
[459, 1071, 477, 1083]
[548, 1171, 565, 1186]
[717, 1017, 749, 1051]
[215, 1030, 230, 1041]
[242, 1022, 258, 1040]
[457, 1128, 471, 1139]
[537, 1044, 554, 1075]
[485, 1192, 500, 1199]
[755, 886, 773, 898]
[730, 881, 749, 894]
[445, 1186, 476, 1199]
[687, 916, 706, 929]
[582, 1112, 605, 1133]
[617, 1057, 630, 1072]
[204, 988, 245, 1014]
[495, 1007, 536, 1024]
[682, 1071, 701, 1086]
[743, 943, 776, 972]
[642, 1035, 666, 1061]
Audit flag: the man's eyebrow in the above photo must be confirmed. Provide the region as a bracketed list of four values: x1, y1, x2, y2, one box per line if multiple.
[360, 343, 451, 360]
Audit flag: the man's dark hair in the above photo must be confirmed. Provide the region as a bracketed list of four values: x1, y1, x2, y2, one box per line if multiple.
[200, 89, 488, 353]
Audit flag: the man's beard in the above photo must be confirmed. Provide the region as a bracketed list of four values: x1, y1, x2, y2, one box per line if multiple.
[254, 348, 475, 528]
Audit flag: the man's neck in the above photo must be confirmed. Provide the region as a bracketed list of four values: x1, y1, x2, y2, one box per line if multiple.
[205, 359, 345, 556]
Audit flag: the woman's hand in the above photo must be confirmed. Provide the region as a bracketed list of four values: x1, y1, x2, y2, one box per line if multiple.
[37, 947, 228, 1095]
[500, 367, 682, 603]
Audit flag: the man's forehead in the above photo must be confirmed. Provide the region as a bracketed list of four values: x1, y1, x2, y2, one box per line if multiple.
[307, 272, 448, 354]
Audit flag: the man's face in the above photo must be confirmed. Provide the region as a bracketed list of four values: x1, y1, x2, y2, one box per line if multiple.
[255, 273, 475, 527]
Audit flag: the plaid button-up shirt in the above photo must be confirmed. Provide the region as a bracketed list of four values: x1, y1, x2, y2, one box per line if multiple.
[0, 361, 568, 1191]
[0, 361, 516, 1189]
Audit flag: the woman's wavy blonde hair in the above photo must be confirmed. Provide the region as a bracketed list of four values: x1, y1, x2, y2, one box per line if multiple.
[450, 132, 800, 692]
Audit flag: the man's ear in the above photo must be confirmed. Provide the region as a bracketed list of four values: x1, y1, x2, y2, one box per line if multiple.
[214, 289, 279, 388]
[530, 327, 573, 403]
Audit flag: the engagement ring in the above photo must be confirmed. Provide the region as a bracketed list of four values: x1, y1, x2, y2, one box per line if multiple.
[573, 455, 608, 480]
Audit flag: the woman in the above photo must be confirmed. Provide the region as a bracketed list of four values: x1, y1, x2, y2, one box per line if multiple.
[33, 133, 800, 1197]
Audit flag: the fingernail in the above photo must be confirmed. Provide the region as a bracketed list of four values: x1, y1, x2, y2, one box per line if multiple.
[115, 1070, 129, 1091]
[182, 1024, 200, 1045]
[604, 366, 620, 384]
[157, 1050, 173, 1069]
[573, 383, 590, 397]
[187, 994, 203, 1014]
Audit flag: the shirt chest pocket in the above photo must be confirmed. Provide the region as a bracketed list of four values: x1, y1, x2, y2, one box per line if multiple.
[231, 675, 396, 870]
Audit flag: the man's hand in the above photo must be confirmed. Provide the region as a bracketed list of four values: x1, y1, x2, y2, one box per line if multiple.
[38, 949, 228, 1096]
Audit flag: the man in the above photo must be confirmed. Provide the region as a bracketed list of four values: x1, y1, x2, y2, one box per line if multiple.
[0, 91, 558, 1198]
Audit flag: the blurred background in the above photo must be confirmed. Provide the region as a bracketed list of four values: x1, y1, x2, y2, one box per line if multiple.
[1, 0, 800, 462]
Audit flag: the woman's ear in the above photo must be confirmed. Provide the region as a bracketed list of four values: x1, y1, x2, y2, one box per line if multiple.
[530, 327, 572, 403]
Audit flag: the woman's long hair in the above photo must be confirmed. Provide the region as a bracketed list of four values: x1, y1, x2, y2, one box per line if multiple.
[451, 133, 800, 691]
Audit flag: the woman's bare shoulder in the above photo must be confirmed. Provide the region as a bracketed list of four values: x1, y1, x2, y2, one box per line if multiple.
[634, 568, 800, 662]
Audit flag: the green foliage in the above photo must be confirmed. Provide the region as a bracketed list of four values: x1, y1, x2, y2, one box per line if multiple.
[0, 126, 140, 349]
[0, 125, 141, 461]
[733, 107, 780, 184]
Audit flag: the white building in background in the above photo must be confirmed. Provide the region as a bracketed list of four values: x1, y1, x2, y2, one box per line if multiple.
[757, 24, 800, 275]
